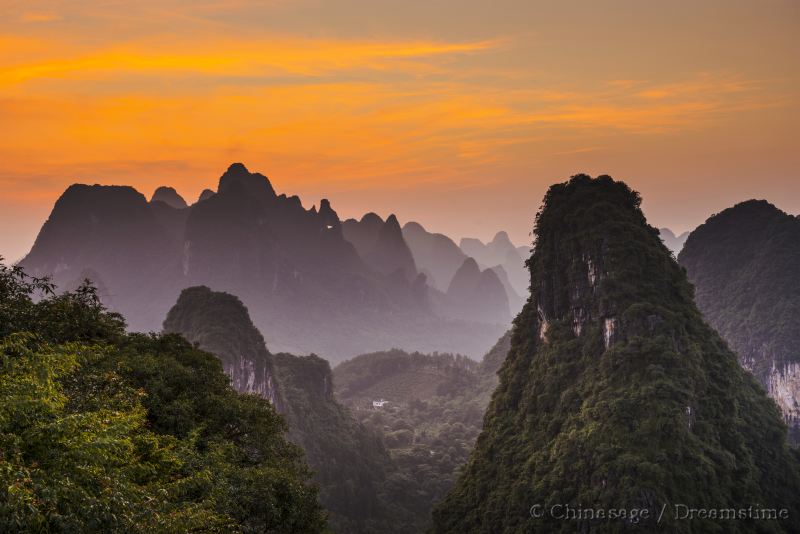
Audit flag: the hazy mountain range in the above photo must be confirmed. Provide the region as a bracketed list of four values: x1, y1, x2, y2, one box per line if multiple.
[658, 227, 691, 254]
[5, 168, 800, 533]
[19, 163, 531, 363]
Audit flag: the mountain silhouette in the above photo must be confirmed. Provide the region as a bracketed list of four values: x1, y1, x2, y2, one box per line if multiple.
[402, 221, 468, 291]
[21, 163, 506, 362]
[441, 258, 510, 324]
[659, 227, 690, 255]
[150, 185, 188, 209]
[343, 213, 418, 281]
[459, 231, 529, 297]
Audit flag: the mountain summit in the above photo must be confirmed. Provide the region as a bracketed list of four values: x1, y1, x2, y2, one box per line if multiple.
[21, 164, 506, 362]
[150, 186, 187, 209]
[679, 199, 800, 444]
[433, 175, 800, 533]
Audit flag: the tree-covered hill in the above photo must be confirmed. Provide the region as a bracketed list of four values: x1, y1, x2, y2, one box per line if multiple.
[0, 261, 326, 533]
[334, 349, 480, 406]
[332, 336, 510, 531]
[679, 200, 800, 444]
[163, 286, 424, 534]
[432, 175, 800, 533]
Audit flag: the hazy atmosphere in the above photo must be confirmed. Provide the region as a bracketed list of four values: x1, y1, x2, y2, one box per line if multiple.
[2, 2, 800, 533]
[2, 0, 799, 262]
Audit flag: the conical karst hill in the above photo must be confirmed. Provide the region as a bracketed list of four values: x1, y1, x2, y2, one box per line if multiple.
[432, 175, 800, 533]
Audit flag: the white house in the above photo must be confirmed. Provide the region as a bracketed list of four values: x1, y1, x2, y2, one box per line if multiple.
[372, 399, 389, 408]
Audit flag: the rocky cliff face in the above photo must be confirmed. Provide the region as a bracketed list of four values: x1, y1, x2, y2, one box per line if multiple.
[433, 175, 800, 533]
[679, 199, 800, 443]
[162, 285, 415, 534]
[163, 286, 281, 407]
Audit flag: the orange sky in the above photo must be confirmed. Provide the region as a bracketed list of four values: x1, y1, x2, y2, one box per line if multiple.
[2, 0, 799, 262]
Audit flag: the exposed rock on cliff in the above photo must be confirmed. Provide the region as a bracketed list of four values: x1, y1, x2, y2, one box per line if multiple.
[433, 175, 800, 533]
[679, 199, 800, 443]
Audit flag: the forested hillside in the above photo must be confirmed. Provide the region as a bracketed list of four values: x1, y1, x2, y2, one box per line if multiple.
[433, 176, 800, 533]
[163, 286, 425, 533]
[0, 261, 326, 533]
[333, 335, 510, 530]
[679, 200, 800, 443]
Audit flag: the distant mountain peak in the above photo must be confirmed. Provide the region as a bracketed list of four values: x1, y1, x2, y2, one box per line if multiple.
[318, 198, 340, 229]
[217, 162, 276, 198]
[454, 256, 480, 277]
[360, 212, 384, 226]
[490, 230, 512, 245]
[402, 221, 425, 233]
[658, 227, 690, 255]
[197, 189, 215, 203]
[150, 186, 187, 209]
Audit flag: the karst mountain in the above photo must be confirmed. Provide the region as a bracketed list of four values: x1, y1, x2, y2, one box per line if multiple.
[679, 200, 800, 444]
[432, 175, 800, 533]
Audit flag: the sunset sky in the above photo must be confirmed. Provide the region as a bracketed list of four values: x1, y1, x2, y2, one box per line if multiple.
[2, 0, 799, 262]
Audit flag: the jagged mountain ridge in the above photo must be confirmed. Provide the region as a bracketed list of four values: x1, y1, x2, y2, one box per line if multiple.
[432, 175, 800, 533]
[679, 199, 800, 444]
[342, 213, 419, 282]
[459, 231, 529, 297]
[401, 221, 525, 316]
[20, 163, 506, 362]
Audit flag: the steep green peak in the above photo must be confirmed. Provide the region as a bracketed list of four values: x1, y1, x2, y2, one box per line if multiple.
[432, 174, 800, 533]
[530, 174, 685, 345]
[163, 285, 280, 406]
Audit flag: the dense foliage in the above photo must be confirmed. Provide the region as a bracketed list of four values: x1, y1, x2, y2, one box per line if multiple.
[333, 336, 509, 531]
[679, 200, 800, 443]
[0, 261, 327, 533]
[161, 285, 426, 533]
[432, 175, 800, 533]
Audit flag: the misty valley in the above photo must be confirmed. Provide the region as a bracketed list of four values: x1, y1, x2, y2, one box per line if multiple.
[2, 167, 799, 533]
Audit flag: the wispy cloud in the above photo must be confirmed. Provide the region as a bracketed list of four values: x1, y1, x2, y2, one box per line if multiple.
[19, 12, 62, 23]
[0, 36, 501, 86]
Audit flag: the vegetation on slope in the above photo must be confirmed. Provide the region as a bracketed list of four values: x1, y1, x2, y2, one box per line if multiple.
[162, 285, 426, 534]
[679, 200, 800, 443]
[0, 261, 326, 533]
[333, 335, 510, 531]
[432, 175, 800, 533]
